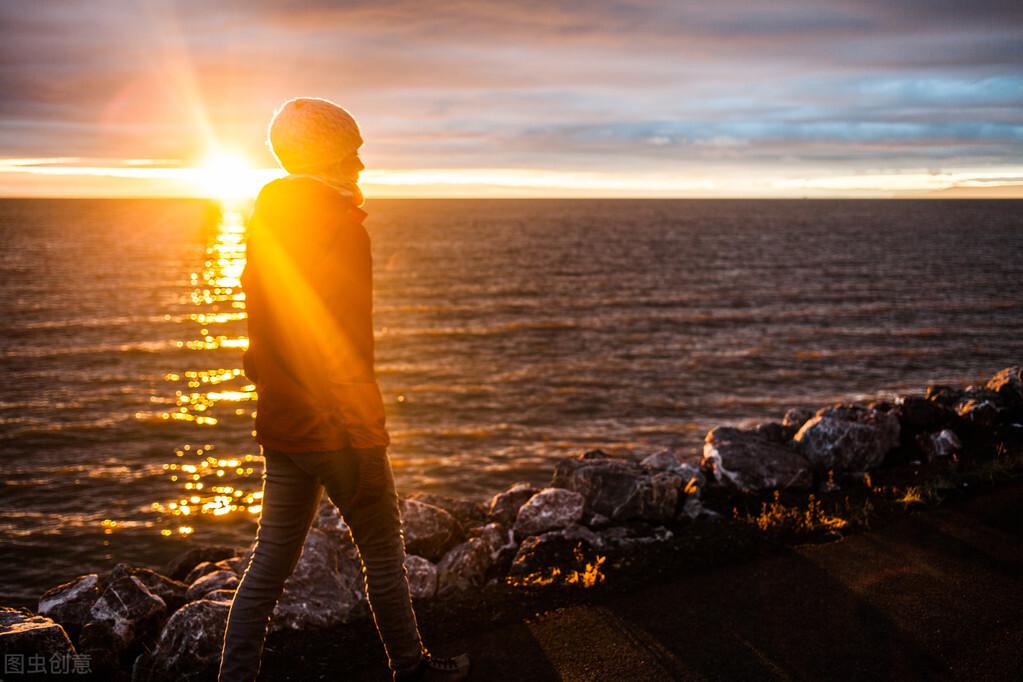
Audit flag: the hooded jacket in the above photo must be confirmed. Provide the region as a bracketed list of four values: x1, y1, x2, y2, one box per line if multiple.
[241, 174, 389, 452]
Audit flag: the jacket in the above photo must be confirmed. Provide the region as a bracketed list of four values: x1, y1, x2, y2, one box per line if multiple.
[241, 174, 390, 452]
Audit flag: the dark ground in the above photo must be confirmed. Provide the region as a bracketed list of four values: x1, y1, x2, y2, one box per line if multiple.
[254, 478, 1023, 682]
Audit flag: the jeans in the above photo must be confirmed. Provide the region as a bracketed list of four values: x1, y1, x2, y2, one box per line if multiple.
[218, 446, 427, 681]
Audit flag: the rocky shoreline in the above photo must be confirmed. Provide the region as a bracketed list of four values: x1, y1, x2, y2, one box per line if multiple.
[2, 366, 1021, 681]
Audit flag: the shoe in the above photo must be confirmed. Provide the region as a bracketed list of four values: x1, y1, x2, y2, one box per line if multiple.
[393, 652, 471, 681]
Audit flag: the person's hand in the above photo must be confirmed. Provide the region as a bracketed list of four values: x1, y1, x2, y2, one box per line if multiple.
[349, 446, 389, 509]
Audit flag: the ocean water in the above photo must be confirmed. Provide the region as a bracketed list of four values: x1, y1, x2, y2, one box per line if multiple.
[1, 197, 1021, 604]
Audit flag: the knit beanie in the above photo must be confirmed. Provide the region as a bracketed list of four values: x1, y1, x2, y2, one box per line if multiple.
[266, 97, 363, 174]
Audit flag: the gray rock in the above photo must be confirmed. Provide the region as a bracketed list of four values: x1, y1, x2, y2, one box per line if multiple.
[200, 589, 236, 603]
[409, 492, 487, 529]
[185, 570, 239, 602]
[640, 450, 706, 487]
[270, 527, 364, 632]
[513, 488, 585, 538]
[131, 599, 229, 682]
[161, 544, 237, 582]
[551, 451, 684, 522]
[399, 498, 463, 562]
[38, 573, 101, 639]
[986, 366, 1023, 410]
[183, 561, 220, 586]
[88, 575, 167, 649]
[437, 538, 492, 594]
[783, 407, 815, 432]
[109, 564, 189, 614]
[918, 429, 962, 462]
[891, 395, 955, 434]
[509, 524, 604, 577]
[0, 607, 76, 668]
[313, 494, 351, 536]
[403, 556, 438, 600]
[702, 426, 813, 493]
[486, 482, 540, 527]
[467, 522, 517, 561]
[956, 398, 1001, 428]
[793, 406, 900, 473]
[600, 524, 674, 551]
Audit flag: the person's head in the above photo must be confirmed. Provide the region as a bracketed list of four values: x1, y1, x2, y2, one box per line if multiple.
[266, 97, 365, 182]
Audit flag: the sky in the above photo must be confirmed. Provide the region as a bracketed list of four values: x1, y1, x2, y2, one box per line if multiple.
[1, 0, 1021, 198]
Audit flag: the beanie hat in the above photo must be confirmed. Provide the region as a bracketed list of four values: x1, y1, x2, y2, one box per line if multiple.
[266, 97, 363, 174]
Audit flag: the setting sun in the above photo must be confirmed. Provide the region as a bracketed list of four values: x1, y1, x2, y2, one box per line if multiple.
[195, 151, 267, 200]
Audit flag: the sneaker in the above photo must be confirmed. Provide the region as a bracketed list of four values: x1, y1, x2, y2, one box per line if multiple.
[393, 652, 471, 681]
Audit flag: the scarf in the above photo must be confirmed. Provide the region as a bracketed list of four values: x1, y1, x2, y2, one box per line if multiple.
[290, 172, 365, 208]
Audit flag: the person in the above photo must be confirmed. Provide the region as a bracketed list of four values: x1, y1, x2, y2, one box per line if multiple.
[218, 97, 471, 682]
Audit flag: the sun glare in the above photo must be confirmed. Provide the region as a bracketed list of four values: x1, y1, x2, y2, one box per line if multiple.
[195, 151, 264, 200]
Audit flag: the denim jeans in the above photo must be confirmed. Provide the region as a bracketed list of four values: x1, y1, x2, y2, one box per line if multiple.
[218, 446, 427, 681]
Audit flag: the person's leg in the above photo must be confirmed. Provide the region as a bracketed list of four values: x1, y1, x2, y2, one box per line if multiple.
[310, 446, 427, 676]
[218, 449, 321, 682]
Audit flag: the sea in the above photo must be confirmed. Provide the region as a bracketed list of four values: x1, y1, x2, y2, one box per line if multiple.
[1, 197, 1021, 605]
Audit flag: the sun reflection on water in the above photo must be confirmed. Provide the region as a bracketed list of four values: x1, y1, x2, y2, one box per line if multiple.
[146, 203, 265, 536]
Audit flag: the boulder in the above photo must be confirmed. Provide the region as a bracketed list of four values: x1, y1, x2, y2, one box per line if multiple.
[509, 524, 604, 577]
[109, 564, 188, 614]
[752, 422, 791, 444]
[409, 492, 488, 529]
[399, 499, 462, 562]
[793, 406, 900, 473]
[486, 482, 540, 527]
[956, 398, 1001, 429]
[891, 396, 956, 434]
[161, 544, 237, 582]
[640, 450, 705, 487]
[270, 527, 364, 632]
[513, 488, 585, 538]
[986, 366, 1023, 411]
[437, 538, 492, 594]
[200, 589, 236, 603]
[702, 426, 813, 493]
[403, 556, 438, 600]
[131, 599, 229, 682]
[0, 607, 76, 670]
[924, 384, 965, 408]
[783, 407, 815, 431]
[600, 524, 674, 551]
[183, 561, 220, 585]
[37, 573, 101, 640]
[917, 429, 962, 462]
[78, 619, 123, 676]
[88, 575, 167, 649]
[184, 570, 238, 602]
[467, 522, 517, 561]
[314, 495, 351, 536]
[551, 450, 683, 522]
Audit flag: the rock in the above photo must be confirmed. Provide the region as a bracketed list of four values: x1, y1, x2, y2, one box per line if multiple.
[0, 607, 76, 670]
[162, 544, 237, 582]
[409, 492, 487, 529]
[88, 575, 167, 649]
[270, 527, 364, 632]
[399, 498, 462, 562]
[486, 482, 540, 527]
[131, 599, 229, 682]
[223, 556, 250, 575]
[212, 559, 237, 574]
[109, 564, 188, 614]
[184, 570, 239, 602]
[891, 396, 956, 433]
[513, 488, 585, 538]
[437, 538, 492, 594]
[783, 407, 815, 432]
[793, 406, 900, 473]
[702, 426, 813, 493]
[78, 619, 123, 675]
[509, 524, 603, 577]
[752, 422, 791, 444]
[200, 589, 236, 603]
[956, 398, 1001, 428]
[403, 556, 438, 600]
[924, 384, 965, 408]
[918, 429, 962, 462]
[600, 524, 674, 551]
[37, 573, 101, 640]
[640, 450, 706, 487]
[468, 522, 517, 561]
[183, 561, 220, 585]
[986, 366, 1023, 411]
[551, 451, 684, 522]
[314, 495, 351, 536]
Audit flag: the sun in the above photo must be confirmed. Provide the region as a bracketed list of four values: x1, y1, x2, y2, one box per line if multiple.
[195, 151, 264, 200]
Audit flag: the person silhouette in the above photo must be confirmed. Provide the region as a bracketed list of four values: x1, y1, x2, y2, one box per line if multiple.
[218, 97, 471, 682]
